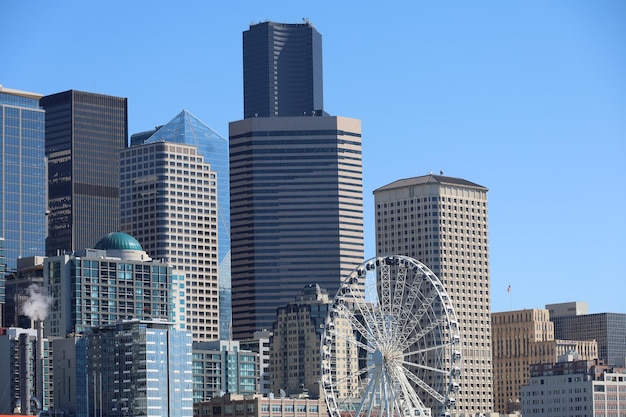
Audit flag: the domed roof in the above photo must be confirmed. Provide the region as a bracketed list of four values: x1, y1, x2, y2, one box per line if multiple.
[94, 232, 143, 251]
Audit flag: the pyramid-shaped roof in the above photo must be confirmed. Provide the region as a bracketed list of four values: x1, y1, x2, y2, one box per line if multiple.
[145, 109, 225, 148]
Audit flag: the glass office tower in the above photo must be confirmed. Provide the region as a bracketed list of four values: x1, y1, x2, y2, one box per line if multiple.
[0, 86, 46, 280]
[243, 21, 324, 118]
[133, 110, 232, 340]
[41, 90, 127, 255]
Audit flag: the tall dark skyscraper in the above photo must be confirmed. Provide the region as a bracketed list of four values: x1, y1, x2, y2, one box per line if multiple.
[41, 90, 127, 255]
[230, 22, 364, 340]
[243, 21, 324, 118]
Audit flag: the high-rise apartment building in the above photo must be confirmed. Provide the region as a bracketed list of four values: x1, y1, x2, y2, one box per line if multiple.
[548, 301, 626, 367]
[373, 174, 492, 416]
[229, 116, 363, 339]
[85, 320, 193, 417]
[41, 90, 127, 255]
[0, 86, 46, 276]
[243, 21, 324, 118]
[121, 140, 220, 342]
[492, 308, 598, 414]
[44, 232, 186, 337]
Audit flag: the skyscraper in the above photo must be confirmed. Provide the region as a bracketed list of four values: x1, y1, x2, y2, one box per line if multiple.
[131, 110, 232, 340]
[41, 90, 127, 255]
[373, 174, 492, 416]
[121, 140, 220, 342]
[229, 116, 363, 339]
[230, 21, 363, 340]
[243, 21, 324, 118]
[0, 86, 46, 273]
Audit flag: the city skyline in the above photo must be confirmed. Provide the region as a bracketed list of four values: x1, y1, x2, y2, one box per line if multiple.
[2, 1, 625, 315]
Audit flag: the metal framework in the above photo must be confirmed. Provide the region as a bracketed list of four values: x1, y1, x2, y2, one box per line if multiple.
[321, 255, 461, 417]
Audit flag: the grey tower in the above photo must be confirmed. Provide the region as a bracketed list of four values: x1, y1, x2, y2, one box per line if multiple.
[243, 21, 324, 118]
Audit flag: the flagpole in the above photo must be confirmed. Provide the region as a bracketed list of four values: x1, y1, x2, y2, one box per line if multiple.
[507, 284, 512, 311]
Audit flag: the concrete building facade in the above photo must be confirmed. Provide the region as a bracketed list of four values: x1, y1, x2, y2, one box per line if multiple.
[373, 174, 492, 416]
[521, 358, 626, 417]
[120, 140, 220, 342]
[492, 308, 599, 414]
[193, 393, 326, 417]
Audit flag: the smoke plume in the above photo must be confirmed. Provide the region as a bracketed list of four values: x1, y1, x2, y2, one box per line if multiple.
[22, 284, 53, 321]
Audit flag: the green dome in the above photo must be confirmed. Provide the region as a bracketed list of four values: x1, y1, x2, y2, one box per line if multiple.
[94, 232, 143, 251]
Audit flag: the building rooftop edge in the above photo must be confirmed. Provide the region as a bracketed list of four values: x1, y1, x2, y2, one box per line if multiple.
[373, 174, 488, 193]
[0, 84, 43, 100]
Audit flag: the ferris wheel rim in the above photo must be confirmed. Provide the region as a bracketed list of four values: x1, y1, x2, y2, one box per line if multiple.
[321, 255, 461, 417]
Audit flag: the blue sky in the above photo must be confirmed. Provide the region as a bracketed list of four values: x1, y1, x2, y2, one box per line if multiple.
[3, 1, 625, 314]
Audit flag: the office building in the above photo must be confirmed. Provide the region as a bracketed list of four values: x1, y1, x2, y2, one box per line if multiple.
[194, 393, 326, 417]
[492, 308, 598, 414]
[41, 90, 127, 256]
[0, 86, 46, 280]
[270, 284, 329, 398]
[191, 340, 258, 402]
[373, 174, 492, 415]
[130, 110, 231, 340]
[44, 232, 186, 337]
[85, 319, 193, 417]
[229, 116, 363, 339]
[121, 140, 220, 342]
[240, 330, 272, 396]
[0, 327, 54, 415]
[243, 21, 324, 118]
[548, 301, 626, 367]
[51, 335, 88, 417]
[521, 358, 626, 417]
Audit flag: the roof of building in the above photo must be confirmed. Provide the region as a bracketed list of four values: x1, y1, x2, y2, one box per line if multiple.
[94, 232, 143, 251]
[373, 174, 487, 193]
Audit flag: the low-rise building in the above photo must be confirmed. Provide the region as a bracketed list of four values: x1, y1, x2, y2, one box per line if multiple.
[193, 393, 326, 417]
[521, 357, 626, 417]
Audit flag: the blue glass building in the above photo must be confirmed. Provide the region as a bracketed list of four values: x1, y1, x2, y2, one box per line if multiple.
[85, 320, 193, 417]
[0, 86, 46, 278]
[134, 110, 232, 340]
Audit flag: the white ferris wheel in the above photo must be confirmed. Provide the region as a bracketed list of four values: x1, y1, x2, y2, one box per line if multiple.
[321, 255, 461, 417]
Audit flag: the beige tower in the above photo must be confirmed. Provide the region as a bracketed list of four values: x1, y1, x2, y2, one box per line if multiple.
[120, 142, 220, 342]
[492, 308, 598, 414]
[373, 174, 492, 416]
[269, 284, 359, 399]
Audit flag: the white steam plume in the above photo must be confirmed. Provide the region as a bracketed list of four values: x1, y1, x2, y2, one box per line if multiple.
[22, 284, 53, 321]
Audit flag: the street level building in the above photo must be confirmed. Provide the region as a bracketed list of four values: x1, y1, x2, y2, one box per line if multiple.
[492, 308, 598, 414]
[548, 301, 626, 367]
[41, 90, 127, 256]
[521, 358, 626, 417]
[0, 86, 46, 305]
[44, 232, 186, 337]
[373, 174, 492, 415]
[121, 140, 220, 342]
[243, 21, 324, 118]
[229, 116, 363, 339]
[193, 393, 326, 417]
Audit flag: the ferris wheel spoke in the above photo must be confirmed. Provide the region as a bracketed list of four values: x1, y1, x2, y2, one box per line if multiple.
[389, 365, 429, 415]
[389, 264, 408, 342]
[344, 288, 386, 343]
[396, 271, 427, 337]
[401, 304, 446, 351]
[330, 327, 376, 354]
[401, 358, 449, 375]
[402, 365, 447, 404]
[356, 366, 382, 417]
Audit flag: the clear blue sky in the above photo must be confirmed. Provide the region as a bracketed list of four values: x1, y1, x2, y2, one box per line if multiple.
[3, 1, 625, 314]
